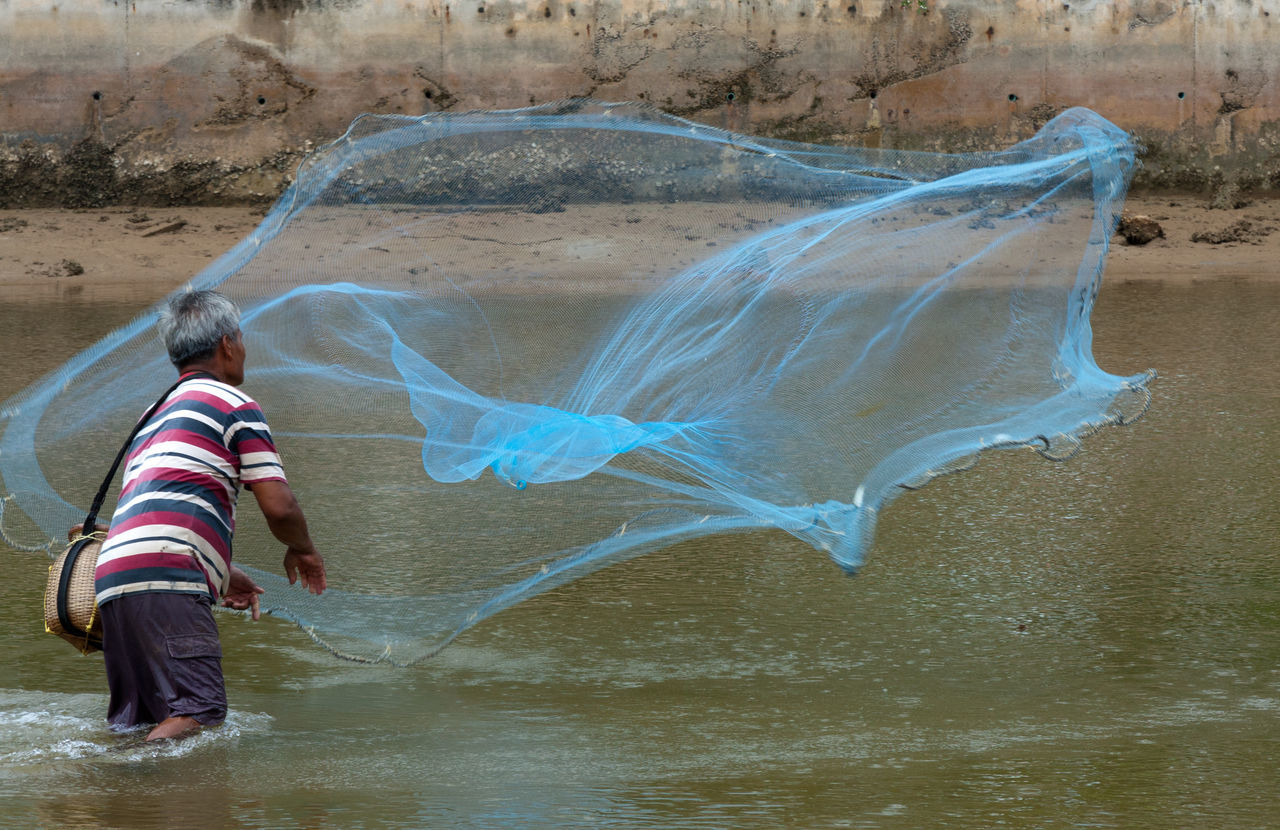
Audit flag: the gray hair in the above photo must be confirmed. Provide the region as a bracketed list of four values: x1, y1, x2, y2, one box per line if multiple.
[158, 290, 241, 367]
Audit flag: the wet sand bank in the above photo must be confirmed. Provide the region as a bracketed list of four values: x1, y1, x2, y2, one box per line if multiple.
[1, 195, 1276, 305]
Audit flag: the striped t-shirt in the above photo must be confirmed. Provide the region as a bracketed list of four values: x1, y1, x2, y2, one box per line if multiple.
[94, 372, 287, 605]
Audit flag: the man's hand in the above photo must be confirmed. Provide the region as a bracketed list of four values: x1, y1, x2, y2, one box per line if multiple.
[223, 565, 266, 620]
[284, 547, 326, 595]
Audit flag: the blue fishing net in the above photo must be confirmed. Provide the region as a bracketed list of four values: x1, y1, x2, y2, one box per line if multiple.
[1, 100, 1151, 663]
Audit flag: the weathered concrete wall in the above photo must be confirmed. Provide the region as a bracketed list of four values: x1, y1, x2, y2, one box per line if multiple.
[1, 0, 1277, 206]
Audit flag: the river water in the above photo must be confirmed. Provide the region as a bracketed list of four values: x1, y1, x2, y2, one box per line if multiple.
[1, 279, 1276, 828]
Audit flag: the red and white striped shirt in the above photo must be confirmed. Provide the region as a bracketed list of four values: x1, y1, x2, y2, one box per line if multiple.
[94, 373, 286, 604]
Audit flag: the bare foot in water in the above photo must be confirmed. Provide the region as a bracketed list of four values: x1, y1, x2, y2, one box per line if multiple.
[145, 716, 202, 742]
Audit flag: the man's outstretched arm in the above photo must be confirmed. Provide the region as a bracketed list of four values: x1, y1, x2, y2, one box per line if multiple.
[250, 479, 327, 595]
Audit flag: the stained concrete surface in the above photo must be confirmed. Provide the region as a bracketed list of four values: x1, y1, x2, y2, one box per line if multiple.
[1, 0, 1277, 207]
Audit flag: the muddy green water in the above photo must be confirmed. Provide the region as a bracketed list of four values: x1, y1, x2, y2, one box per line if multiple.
[1, 280, 1276, 828]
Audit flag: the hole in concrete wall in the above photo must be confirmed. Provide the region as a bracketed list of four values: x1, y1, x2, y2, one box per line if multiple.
[1177, 91, 1186, 99]
[847, 4, 856, 15]
[91, 91, 102, 101]
[726, 92, 736, 102]
[1008, 93, 1018, 102]
[544, 6, 551, 18]
[477, 5, 484, 13]
[424, 89, 433, 99]
[869, 89, 878, 100]
[986, 26, 995, 38]
[569, 6, 575, 15]
[257, 95, 267, 105]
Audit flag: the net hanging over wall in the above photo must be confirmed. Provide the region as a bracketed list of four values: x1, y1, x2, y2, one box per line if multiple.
[1, 100, 1152, 664]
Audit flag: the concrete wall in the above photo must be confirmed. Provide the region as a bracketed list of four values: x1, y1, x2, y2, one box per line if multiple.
[2, 0, 1277, 206]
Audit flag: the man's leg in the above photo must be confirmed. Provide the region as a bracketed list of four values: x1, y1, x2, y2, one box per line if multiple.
[146, 716, 204, 741]
[99, 593, 228, 736]
[99, 597, 162, 728]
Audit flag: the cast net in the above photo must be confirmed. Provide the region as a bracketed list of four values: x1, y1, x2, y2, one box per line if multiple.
[1, 100, 1151, 663]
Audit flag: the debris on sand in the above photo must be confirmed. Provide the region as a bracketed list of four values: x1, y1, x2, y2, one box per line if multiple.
[1191, 219, 1276, 245]
[141, 220, 188, 237]
[1116, 211, 1164, 245]
[27, 259, 85, 277]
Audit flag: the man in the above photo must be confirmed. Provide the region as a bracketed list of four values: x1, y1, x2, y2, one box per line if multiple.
[88, 289, 325, 742]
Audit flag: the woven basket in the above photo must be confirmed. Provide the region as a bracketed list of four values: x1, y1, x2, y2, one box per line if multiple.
[44, 532, 105, 654]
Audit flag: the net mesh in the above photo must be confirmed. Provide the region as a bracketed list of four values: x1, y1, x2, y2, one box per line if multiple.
[1, 100, 1152, 663]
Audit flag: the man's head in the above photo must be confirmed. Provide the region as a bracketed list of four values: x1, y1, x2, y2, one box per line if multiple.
[158, 290, 245, 384]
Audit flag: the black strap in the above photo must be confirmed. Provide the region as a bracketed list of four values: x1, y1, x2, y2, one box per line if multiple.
[79, 371, 218, 534]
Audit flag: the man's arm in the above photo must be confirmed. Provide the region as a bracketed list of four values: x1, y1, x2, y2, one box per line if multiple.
[250, 479, 327, 594]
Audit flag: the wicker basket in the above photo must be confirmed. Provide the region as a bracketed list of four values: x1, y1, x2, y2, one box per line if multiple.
[44, 532, 105, 654]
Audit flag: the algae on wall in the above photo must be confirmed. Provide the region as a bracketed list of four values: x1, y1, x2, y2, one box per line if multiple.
[1, 0, 1277, 206]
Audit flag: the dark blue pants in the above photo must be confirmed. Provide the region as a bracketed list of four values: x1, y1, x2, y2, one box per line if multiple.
[99, 593, 227, 729]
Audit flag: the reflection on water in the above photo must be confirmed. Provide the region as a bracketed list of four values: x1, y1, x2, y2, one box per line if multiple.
[1, 281, 1277, 828]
